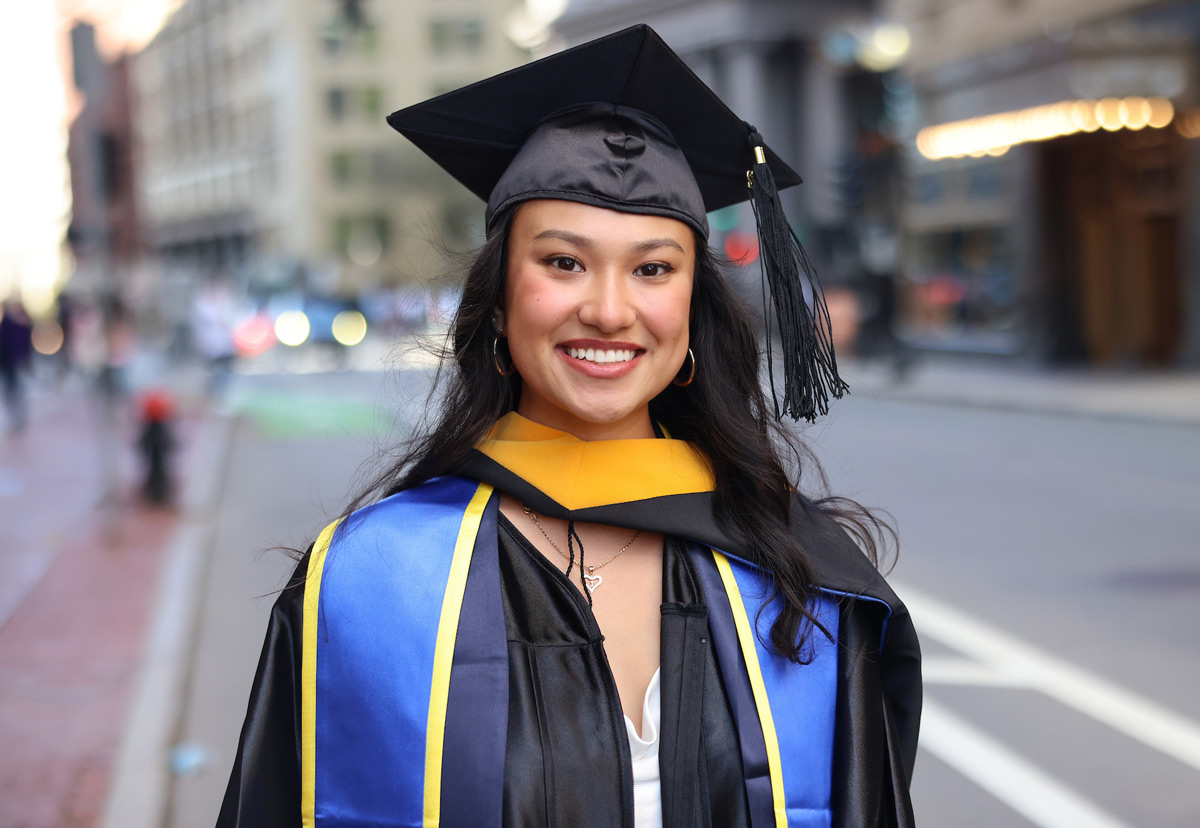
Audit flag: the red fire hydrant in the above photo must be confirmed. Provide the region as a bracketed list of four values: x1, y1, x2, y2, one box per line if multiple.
[137, 390, 176, 504]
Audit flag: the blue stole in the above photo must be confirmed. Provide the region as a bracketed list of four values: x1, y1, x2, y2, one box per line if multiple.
[302, 476, 842, 828]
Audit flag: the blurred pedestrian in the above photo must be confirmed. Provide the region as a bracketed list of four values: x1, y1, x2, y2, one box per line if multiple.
[0, 297, 34, 433]
[55, 292, 75, 377]
[97, 294, 134, 405]
[856, 222, 912, 380]
[858, 270, 913, 379]
[192, 278, 237, 396]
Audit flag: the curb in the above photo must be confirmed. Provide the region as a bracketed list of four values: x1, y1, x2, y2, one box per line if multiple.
[99, 412, 238, 828]
[857, 386, 1200, 430]
[836, 360, 1200, 430]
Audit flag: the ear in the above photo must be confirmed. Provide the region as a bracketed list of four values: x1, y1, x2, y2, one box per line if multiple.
[492, 305, 507, 336]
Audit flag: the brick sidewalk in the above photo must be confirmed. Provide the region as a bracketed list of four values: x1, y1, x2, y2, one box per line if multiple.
[0, 382, 205, 828]
[0, 505, 178, 828]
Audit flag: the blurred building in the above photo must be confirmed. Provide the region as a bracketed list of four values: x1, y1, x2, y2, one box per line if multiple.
[67, 22, 143, 298]
[895, 0, 1200, 366]
[131, 0, 526, 306]
[556, 0, 892, 279]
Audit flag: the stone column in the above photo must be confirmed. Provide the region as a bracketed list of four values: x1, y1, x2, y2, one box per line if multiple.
[797, 47, 846, 226]
[724, 40, 769, 140]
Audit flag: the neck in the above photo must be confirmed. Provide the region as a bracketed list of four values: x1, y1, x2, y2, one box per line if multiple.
[514, 403, 655, 441]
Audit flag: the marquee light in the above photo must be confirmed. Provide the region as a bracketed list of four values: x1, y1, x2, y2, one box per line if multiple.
[916, 97, 1175, 160]
[1177, 110, 1200, 139]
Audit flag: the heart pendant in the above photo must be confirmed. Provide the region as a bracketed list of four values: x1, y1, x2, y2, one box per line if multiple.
[584, 572, 603, 593]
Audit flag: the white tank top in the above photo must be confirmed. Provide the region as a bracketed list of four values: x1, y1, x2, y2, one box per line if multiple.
[623, 667, 663, 828]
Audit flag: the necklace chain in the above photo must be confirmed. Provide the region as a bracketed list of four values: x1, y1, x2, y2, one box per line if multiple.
[522, 504, 642, 590]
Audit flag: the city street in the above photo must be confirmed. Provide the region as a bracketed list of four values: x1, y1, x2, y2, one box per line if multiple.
[7, 2, 1200, 827]
[809, 384, 1200, 827]
[155, 361, 1200, 828]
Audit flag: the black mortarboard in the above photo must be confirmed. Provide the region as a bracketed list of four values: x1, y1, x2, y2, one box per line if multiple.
[387, 25, 799, 236]
[387, 24, 847, 421]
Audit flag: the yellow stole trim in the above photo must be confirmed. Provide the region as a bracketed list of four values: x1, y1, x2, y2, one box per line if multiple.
[476, 412, 714, 511]
[422, 482, 493, 827]
[712, 550, 788, 828]
[301, 518, 343, 828]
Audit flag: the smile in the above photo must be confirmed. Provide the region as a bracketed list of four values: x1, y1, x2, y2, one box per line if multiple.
[565, 347, 638, 364]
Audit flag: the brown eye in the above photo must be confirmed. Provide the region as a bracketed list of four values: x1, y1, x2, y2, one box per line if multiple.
[545, 256, 584, 272]
[635, 262, 673, 278]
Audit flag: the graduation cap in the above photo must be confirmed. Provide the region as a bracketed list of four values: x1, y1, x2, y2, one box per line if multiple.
[387, 24, 847, 421]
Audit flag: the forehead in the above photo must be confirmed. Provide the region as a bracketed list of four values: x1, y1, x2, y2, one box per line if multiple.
[509, 200, 695, 251]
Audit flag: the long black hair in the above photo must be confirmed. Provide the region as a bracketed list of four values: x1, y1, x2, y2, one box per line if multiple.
[346, 206, 893, 662]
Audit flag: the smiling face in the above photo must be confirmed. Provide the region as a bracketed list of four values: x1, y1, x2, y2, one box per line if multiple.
[496, 199, 695, 440]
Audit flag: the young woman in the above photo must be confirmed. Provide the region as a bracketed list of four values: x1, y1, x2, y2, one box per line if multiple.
[217, 25, 920, 828]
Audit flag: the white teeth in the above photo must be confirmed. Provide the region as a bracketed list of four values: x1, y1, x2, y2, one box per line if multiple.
[567, 347, 635, 364]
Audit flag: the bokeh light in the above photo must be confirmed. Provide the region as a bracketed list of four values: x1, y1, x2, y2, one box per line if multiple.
[31, 321, 64, 355]
[723, 232, 760, 265]
[233, 313, 275, 357]
[331, 310, 367, 346]
[274, 310, 311, 347]
[917, 97, 1176, 160]
[857, 23, 911, 72]
[1176, 110, 1200, 139]
[708, 206, 740, 233]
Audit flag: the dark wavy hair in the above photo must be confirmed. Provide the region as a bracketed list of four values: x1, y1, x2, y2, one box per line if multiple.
[346, 206, 893, 662]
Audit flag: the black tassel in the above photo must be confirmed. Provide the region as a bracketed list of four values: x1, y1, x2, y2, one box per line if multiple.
[745, 127, 849, 422]
[565, 519, 577, 579]
[566, 519, 591, 607]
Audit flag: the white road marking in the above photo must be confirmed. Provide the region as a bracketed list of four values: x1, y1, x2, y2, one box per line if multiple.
[899, 583, 1200, 772]
[920, 657, 1031, 687]
[921, 699, 1136, 828]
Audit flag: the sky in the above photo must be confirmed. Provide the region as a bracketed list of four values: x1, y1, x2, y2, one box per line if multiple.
[0, 0, 175, 314]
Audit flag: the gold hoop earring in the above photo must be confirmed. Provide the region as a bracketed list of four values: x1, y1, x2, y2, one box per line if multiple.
[493, 337, 516, 377]
[673, 348, 696, 386]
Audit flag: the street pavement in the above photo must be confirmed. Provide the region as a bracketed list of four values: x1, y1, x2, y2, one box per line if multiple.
[0, 368, 213, 828]
[3, 339, 1198, 828]
[806, 383, 1200, 828]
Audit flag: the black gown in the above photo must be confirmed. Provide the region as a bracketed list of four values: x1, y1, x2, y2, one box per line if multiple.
[217, 518, 754, 827]
[218, 494, 920, 828]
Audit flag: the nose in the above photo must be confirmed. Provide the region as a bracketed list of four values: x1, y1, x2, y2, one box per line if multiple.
[577, 271, 636, 332]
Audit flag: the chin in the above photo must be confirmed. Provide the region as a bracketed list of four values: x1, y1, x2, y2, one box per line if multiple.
[553, 403, 654, 439]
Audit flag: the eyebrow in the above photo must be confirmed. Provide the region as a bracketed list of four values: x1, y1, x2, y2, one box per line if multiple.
[532, 229, 686, 255]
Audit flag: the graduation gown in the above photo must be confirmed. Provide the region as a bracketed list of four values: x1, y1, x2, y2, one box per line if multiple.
[217, 414, 920, 828]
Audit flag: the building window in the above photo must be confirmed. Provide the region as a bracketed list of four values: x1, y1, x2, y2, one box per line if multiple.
[902, 226, 1019, 345]
[914, 172, 945, 205]
[331, 151, 353, 187]
[371, 212, 390, 251]
[966, 166, 1003, 200]
[327, 88, 347, 122]
[430, 19, 451, 53]
[321, 3, 378, 60]
[430, 18, 484, 56]
[359, 23, 380, 57]
[328, 150, 355, 187]
[332, 213, 391, 258]
[361, 86, 382, 120]
[333, 215, 355, 253]
[460, 19, 483, 51]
